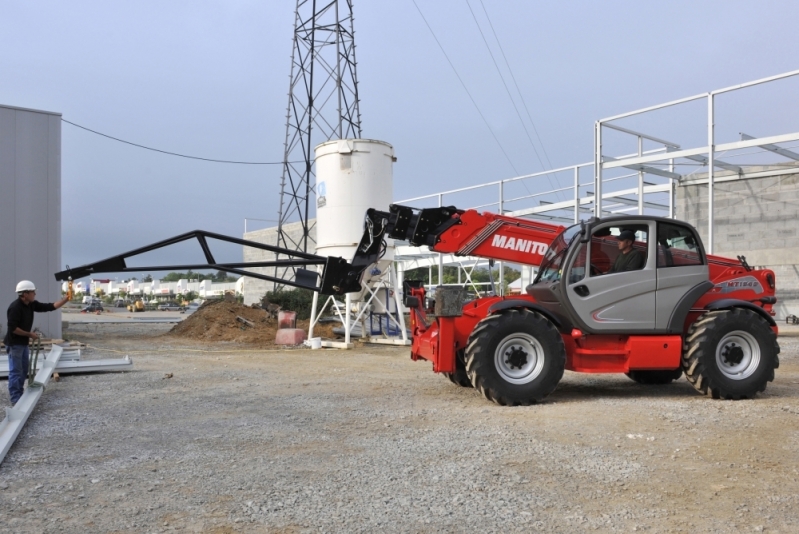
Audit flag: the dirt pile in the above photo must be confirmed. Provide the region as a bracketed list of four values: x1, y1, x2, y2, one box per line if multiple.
[165, 300, 337, 345]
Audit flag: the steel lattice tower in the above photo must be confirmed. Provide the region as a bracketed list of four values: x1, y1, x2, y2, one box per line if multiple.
[276, 0, 362, 256]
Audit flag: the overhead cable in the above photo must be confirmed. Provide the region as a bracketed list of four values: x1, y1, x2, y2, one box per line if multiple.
[466, 0, 561, 198]
[478, 0, 556, 173]
[61, 119, 293, 165]
[411, 0, 521, 178]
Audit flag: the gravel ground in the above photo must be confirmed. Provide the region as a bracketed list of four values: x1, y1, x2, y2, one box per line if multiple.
[1, 322, 798, 533]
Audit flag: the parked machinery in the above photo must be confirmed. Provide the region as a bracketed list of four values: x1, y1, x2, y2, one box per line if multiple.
[364, 205, 779, 405]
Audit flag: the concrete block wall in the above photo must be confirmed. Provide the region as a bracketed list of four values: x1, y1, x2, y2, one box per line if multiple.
[677, 165, 799, 319]
[241, 220, 317, 305]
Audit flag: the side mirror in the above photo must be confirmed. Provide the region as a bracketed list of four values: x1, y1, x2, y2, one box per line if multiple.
[580, 220, 589, 243]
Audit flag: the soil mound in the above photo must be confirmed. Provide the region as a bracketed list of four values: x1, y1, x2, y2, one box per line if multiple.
[165, 300, 336, 345]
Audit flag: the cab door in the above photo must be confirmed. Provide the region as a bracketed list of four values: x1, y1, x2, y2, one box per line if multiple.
[564, 221, 657, 332]
[654, 221, 709, 330]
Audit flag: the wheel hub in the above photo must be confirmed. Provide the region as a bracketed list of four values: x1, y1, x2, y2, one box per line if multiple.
[721, 343, 745, 366]
[505, 346, 529, 369]
[715, 330, 761, 380]
[494, 333, 546, 385]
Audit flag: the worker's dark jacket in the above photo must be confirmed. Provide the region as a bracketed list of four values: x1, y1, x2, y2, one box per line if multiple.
[609, 249, 645, 273]
[4, 299, 55, 346]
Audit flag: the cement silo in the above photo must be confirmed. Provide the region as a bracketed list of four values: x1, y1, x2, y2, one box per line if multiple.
[310, 138, 406, 348]
[314, 138, 395, 262]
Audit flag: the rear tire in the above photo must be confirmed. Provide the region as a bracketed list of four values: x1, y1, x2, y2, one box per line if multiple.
[465, 309, 565, 406]
[444, 350, 472, 387]
[682, 308, 779, 399]
[626, 368, 683, 385]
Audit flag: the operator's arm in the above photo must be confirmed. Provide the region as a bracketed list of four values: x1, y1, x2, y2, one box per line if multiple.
[53, 295, 70, 309]
[12, 327, 40, 340]
[8, 305, 39, 340]
[31, 299, 64, 312]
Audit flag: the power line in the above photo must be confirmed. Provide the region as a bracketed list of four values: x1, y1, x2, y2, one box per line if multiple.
[478, 0, 556, 173]
[411, 0, 521, 178]
[61, 119, 291, 165]
[465, 0, 561, 198]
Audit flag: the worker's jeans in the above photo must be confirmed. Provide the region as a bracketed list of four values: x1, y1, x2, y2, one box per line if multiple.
[7, 345, 29, 405]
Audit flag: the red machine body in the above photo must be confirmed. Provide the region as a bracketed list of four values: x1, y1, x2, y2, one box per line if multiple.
[400, 208, 777, 378]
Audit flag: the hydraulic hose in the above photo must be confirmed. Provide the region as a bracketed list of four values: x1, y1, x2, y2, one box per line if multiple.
[28, 334, 42, 387]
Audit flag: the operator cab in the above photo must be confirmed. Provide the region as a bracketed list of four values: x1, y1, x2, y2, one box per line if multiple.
[528, 216, 708, 335]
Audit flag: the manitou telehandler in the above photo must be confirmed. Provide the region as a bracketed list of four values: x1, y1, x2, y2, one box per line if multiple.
[55, 205, 780, 406]
[356, 204, 780, 405]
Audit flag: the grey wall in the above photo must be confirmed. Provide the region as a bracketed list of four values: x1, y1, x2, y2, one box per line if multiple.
[677, 165, 799, 319]
[0, 104, 62, 340]
[241, 220, 316, 305]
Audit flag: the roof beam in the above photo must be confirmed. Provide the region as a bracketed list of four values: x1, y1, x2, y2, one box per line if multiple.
[680, 153, 742, 174]
[741, 132, 799, 161]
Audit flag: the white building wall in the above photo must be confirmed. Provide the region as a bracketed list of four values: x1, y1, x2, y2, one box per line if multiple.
[0, 104, 62, 340]
[241, 220, 316, 305]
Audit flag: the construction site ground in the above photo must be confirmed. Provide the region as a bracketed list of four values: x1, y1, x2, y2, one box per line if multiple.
[1, 319, 799, 533]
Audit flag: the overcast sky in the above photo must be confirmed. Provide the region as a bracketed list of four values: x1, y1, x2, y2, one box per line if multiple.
[2, 1, 799, 274]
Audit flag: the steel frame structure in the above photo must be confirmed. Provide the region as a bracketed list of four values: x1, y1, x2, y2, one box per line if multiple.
[393, 69, 799, 288]
[595, 68, 799, 253]
[276, 0, 362, 256]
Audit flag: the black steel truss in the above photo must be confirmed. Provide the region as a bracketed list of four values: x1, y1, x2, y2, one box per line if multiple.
[54, 214, 392, 296]
[53, 229, 377, 296]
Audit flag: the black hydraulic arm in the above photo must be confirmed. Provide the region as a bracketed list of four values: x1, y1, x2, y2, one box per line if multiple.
[362, 204, 462, 247]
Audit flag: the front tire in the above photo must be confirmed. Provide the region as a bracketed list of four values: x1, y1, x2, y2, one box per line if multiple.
[682, 308, 779, 399]
[444, 350, 472, 387]
[465, 309, 565, 406]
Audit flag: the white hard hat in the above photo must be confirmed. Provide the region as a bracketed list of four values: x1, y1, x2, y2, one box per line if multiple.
[16, 280, 36, 293]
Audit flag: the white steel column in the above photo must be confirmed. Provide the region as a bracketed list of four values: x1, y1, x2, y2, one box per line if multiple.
[669, 158, 675, 218]
[309, 290, 319, 338]
[344, 293, 352, 345]
[437, 193, 444, 285]
[637, 136, 644, 214]
[707, 94, 715, 253]
[391, 264, 408, 343]
[594, 121, 603, 217]
[573, 166, 580, 223]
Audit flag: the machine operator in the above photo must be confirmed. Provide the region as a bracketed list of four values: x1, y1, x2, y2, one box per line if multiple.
[608, 229, 645, 273]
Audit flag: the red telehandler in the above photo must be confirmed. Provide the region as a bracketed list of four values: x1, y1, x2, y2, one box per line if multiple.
[55, 205, 780, 406]
[359, 204, 780, 405]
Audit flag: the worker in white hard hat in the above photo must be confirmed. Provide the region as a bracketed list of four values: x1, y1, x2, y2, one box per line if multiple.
[4, 281, 69, 406]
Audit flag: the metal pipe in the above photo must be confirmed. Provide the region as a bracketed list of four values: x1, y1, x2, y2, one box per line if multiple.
[574, 166, 579, 223]
[397, 162, 593, 204]
[669, 158, 675, 219]
[438, 194, 444, 284]
[711, 68, 799, 96]
[603, 123, 680, 148]
[594, 121, 603, 217]
[638, 136, 644, 215]
[708, 93, 715, 253]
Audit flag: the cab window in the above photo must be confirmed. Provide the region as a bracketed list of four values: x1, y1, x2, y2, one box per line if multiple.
[657, 222, 704, 267]
[589, 225, 648, 276]
[568, 242, 587, 284]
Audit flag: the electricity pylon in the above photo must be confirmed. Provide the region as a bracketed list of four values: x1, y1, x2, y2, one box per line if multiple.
[276, 0, 362, 259]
